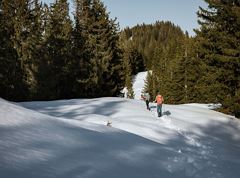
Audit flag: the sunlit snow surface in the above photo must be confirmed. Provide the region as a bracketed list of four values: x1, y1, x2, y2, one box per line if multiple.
[1, 71, 240, 178]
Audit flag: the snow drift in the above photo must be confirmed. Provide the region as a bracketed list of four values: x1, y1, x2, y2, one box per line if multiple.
[0, 72, 240, 178]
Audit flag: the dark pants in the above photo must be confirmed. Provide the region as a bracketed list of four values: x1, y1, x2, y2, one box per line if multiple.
[146, 100, 150, 110]
[157, 104, 162, 117]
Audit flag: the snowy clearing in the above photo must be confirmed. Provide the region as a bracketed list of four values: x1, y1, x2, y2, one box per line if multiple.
[0, 71, 240, 178]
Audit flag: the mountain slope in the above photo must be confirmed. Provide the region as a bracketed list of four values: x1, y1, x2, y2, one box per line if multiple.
[0, 71, 240, 178]
[0, 98, 165, 178]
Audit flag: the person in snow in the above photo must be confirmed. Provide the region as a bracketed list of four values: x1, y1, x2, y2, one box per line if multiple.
[141, 92, 150, 110]
[154, 92, 164, 117]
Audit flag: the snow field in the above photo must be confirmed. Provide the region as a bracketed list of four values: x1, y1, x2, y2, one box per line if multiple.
[0, 71, 240, 178]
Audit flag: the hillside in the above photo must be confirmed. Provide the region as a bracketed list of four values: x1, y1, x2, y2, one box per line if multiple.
[0, 72, 240, 178]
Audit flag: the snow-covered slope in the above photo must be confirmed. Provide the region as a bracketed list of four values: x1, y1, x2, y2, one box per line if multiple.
[132, 71, 148, 100]
[0, 98, 163, 178]
[1, 71, 240, 178]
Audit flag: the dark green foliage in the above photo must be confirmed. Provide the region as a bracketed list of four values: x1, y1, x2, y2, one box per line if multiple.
[144, 71, 157, 101]
[122, 44, 135, 99]
[121, 21, 185, 70]
[0, 0, 124, 101]
[195, 0, 240, 117]
[0, 0, 37, 101]
[1, 0, 238, 120]
[121, 5, 239, 118]
[36, 0, 73, 100]
[170, 37, 205, 104]
[70, 0, 92, 98]
[122, 22, 188, 104]
[128, 49, 145, 75]
[75, 0, 124, 97]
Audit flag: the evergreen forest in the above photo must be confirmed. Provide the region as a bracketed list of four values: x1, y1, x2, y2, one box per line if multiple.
[0, 0, 239, 118]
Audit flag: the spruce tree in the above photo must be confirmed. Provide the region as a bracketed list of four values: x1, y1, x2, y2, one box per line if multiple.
[124, 60, 134, 99]
[73, 0, 97, 97]
[144, 71, 155, 101]
[151, 47, 164, 98]
[0, 0, 29, 101]
[92, 0, 124, 97]
[76, 0, 124, 97]
[13, 0, 44, 100]
[196, 0, 240, 117]
[71, 0, 92, 98]
[172, 37, 203, 104]
[123, 44, 135, 99]
[37, 0, 73, 100]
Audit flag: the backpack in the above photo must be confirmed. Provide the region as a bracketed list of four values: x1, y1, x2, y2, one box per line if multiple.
[145, 93, 150, 100]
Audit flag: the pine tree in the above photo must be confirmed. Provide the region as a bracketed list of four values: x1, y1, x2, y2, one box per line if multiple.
[144, 71, 155, 101]
[124, 61, 134, 99]
[195, 0, 240, 117]
[13, 0, 44, 100]
[93, 0, 124, 97]
[123, 44, 135, 99]
[129, 49, 145, 75]
[172, 37, 203, 103]
[70, 0, 92, 98]
[37, 0, 73, 100]
[76, 0, 124, 97]
[151, 47, 163, 97]
[0, 0, 29, 101]
[27, 0, 43, 99]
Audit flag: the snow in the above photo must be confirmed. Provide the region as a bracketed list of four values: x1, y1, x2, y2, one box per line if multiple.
[1, 71, 240, 178]
[132, 71, 148, 100]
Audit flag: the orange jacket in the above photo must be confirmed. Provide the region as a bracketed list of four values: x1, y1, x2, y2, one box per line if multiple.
[155, 95, 164, 104]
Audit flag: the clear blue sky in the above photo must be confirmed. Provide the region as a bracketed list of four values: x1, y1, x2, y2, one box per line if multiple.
[42, 0, 207, 36]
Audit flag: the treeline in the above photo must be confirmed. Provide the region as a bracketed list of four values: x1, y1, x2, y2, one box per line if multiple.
[195, 0, 240, 117]
[0, 0, 239, 117]
[120, 21, 188, 101]
[0, 0, 124, 101]
[121, 0, 240, 118]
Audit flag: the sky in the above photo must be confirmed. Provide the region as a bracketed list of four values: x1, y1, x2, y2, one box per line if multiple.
[43, 0, 208, 36]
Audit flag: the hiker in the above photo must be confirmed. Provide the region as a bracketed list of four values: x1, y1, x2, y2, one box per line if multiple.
[141, 92, 150, 110]
[154, 92, 164, 117]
